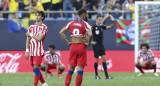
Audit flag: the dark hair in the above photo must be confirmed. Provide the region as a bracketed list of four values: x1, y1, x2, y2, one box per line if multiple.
[140, 43, 149, 49]
[48, 45, 56, 50]
[78, 8, 87, 16]
[35, 11, 45, 21]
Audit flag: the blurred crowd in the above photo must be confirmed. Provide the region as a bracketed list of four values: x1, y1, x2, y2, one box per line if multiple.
[0, 0, 160, 20]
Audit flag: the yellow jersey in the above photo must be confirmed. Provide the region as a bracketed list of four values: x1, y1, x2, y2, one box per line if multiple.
[41, 0, 51, 3]
[52, 0, 62, 4]
[9, 0, 19, 12]
[30, 2, 44, 20]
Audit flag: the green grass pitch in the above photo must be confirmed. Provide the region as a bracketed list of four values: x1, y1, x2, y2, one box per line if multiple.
[0, 72, 159, 86]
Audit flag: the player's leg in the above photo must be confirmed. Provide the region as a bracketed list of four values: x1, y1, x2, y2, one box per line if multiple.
[65, 65, 75, 86]
[58, 63, 65, 78]
[33, 56, 47, 86]
[135, 62, 144, 76]
[151, 61, 159, 76]
[75, 66, 84, 86]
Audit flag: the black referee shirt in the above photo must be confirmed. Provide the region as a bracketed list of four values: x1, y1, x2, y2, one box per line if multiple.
[92, 24, 106, 44]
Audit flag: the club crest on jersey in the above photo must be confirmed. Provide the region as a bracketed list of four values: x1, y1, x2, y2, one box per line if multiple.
[73, 23, 81, 27]
[95, 30, 99, 35]
[125, 24, 135, 41]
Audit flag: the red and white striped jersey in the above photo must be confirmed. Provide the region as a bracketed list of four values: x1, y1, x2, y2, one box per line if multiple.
[44, 50, 61, 64]
[28, 23, 48, 56]
[64, 20, 91, 37]
[138, 49, 154, 61]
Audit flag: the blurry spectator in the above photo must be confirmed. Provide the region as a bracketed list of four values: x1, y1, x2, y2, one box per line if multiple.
[23, 0, 29, 10]
[112, 1, 122, 19]
[122, 0, 128, 10]
[2, 0, 9, 19]
[18, 0, 26, 18]
[41, 0, 51, 17]
[102, 0, 112, 11]
[50, 0, 63, 18]
[125, 0, 134, 20]
[29, 0, 44, 20]
[72, 0, 85, 19]
[0, 0, 3, 17]
[63, 0, 72, 18]
[9, 0, 19, 19]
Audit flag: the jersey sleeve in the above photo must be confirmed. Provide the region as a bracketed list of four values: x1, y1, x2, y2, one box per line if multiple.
[28, 25, 32, 32]
[40, 26, 48, 34]
[149, 50, 154, 57]
[64, 21, 73, 29]
[84, 21, 92, 30]
[138, 51, 141, 57]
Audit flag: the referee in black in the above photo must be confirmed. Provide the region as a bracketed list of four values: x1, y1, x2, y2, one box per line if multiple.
[92, 14, 114, 79]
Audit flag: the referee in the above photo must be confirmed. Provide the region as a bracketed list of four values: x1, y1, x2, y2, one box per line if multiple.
[92, 14, 114, 79]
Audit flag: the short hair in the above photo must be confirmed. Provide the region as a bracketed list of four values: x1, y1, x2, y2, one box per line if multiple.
[140, 43, 149, 49]
[48, 45, 56, 50]
[78, 8, 87, 16]
[36, 11, 45, 21]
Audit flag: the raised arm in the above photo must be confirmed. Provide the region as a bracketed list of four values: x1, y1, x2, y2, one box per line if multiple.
[105, 14, 114, 29]
[59, 27, 71, 45]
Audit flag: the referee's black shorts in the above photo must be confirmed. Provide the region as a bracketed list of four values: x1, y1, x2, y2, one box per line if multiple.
[92, 44, 105, 58]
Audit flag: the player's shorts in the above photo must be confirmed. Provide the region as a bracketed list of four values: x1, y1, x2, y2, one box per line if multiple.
[48, 64, 57, 69]
[92, 43, 105, 58]
[69, 43, 87, 67]
[143, 62, 152, 69]
[30, 56, 43, 65]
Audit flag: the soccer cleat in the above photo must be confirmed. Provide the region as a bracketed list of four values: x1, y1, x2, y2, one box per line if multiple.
[105, 76, 113, 79]
[95, 75, 102, 80]
[137, 73, 144, 76]
[42, 82, 48, 86]
[47, 74, 53, 78]
[154, 73, 159, 77]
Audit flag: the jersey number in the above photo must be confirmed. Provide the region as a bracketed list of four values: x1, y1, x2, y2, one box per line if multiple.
[73, 29, 80, 35]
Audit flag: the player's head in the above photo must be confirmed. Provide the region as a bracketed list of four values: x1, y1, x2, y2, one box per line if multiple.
[48, 45, 56, 55]
[140, 43, 149, 53]
[96, 14, 103, 24]
[35, 11, 45, 22]
[78, 8, 88, 21]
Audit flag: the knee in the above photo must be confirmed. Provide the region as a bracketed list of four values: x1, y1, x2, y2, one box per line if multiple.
[152, 64, 156, 67]
[95, 58, 99, 63]
[135, 64, 141, 68]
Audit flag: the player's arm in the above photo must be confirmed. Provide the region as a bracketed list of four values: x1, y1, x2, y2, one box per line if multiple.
[45, 60, 48, 77]
[59, 27, 71, 45]
[85, 29, 92, 47]
[137, 56, 141, 64]
[56, 62, 60, 76]
[26, 32, 45, 41]
[25, 36, 31, 60]
[105, 14, 114, 29]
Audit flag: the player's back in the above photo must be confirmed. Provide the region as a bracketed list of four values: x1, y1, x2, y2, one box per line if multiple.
[65, 20, 91, 44]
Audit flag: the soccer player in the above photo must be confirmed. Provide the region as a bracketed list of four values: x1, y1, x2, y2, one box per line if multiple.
[91, 14, 114, 79]
[40, 45, 65, 79]
[59, 8, 92, 86]
[136, 43, 159, 76]
[25, 11, 48, 86]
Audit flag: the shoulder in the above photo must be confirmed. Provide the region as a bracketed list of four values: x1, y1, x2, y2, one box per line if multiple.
[83, 21, 92, 30]
[55, 50, 61, 56]
[41, 24, 48, 29]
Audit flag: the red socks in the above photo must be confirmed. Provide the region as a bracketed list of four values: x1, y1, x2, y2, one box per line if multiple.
[40, 73, 45, 84]
[75, 75, 83, 86]
[34, 75, 40, 86]
[65, 70, 73, 86]
[48, 70, 52, 74]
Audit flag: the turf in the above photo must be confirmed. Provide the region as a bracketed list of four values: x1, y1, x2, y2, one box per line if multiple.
[0, 72, 159, 86]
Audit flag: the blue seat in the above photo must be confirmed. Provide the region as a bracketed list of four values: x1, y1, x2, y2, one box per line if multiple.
[45, 17, 55, 20]
[56, 17, 67, 20]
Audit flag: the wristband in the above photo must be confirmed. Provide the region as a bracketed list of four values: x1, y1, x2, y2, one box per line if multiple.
[26, 49, 29, 52]
[30, 33, 33, 37]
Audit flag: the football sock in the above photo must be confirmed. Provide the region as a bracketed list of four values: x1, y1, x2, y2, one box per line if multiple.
[76, 71, 83, 86]
[103, 62, 109, 77]
[40, 67, 51, 74]
[40, 73, 45, 84]
[136, 65, 144, 73]
[94, 62, 98, 76]
[59, 68, 64, 74]
[65, 70, 73, 86]
[152, 64, 156, 73]
[33, 68, 40, 86]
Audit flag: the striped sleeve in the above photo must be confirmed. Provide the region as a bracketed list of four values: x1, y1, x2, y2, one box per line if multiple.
[84, 21, 92, 30]
[64, 21, 73, 29]
[40, 25, 48, 34]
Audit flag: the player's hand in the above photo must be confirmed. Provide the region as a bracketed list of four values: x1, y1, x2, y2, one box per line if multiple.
[91, 41, 96, 45]
[85, 43, 90, 48]
[26, 32, 30, 37]
[67, 42, 72, 46]
[25, 52, 29, 60]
